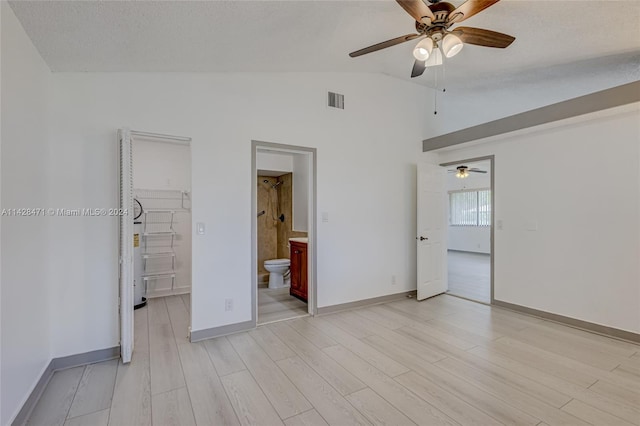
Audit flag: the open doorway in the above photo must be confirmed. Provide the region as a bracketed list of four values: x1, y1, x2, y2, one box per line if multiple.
[132, 135, 192, 302]
[118, 129, 192, 363]
[440, 157, 494, 304]
[252, 141, 317, 325]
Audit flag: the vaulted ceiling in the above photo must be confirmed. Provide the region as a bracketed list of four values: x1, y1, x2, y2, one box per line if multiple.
[9, 1, 640, 90]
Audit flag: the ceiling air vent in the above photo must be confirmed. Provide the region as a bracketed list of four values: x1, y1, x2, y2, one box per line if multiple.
[328, 92, 344, 109]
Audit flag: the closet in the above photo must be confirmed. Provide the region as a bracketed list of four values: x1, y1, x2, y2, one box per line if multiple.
[132, 134, 192, 299]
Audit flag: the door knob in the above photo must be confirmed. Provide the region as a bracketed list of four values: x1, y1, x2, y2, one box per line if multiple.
[415, 236, 428, 241]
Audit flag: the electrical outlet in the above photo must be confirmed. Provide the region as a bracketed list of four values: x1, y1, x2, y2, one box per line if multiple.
[391, 275, 397, 285]
[225, 298, 233, 311]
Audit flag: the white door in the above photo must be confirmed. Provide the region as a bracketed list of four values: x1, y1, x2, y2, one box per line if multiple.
[416, 162, 448, 301]
[118, 129, 134, 363]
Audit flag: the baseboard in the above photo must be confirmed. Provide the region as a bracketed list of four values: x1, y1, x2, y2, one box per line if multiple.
[446, 292, 490, 306]
[10, 360, 55, 426]
[192, 291, 417, 339]
[52, 346, 120, 371]
[11, 346, 120, 426]
[146, 288, 191, 298]
[190, 320, 255, 342]
[447, 249, 491, 255]
[258, 273, 269, 287]
[316, 290, 417, 315]
[493, 299, 640, 344]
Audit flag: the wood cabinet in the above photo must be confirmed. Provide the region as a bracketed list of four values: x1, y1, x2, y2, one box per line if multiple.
[289, 241, 308, 302]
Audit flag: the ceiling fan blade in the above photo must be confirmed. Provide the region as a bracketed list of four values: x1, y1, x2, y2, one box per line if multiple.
[349, 34, 421, 58]
[447, 0, 500, 24]
[411, 60, 426, 78]
[452, 26, 515, 48]
[396, 0, 435, 24]
[469, 170, 488, 173]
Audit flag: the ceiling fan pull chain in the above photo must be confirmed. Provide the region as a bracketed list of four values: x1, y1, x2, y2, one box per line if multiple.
[434, 64, 438, 115]
[442, 60, 446, 93]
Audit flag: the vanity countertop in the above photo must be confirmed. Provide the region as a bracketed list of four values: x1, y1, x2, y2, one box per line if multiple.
[288, 237, 308, 244]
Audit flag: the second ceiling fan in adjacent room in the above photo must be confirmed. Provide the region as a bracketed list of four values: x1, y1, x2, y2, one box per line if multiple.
[449, 165, 487, 178]
[349, 0, 516, 78]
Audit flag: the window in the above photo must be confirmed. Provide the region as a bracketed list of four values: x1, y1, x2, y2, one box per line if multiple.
[449, 189, 491, 226]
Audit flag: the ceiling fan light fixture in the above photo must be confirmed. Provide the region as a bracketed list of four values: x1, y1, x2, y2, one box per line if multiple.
[455, 166, 469, 178]
[348, 1, 516, 79]
[455, 169, 469, 179]
[412, 38, 434, 61]
[442, 33, 463, 58]
[425, 47, 443, 67]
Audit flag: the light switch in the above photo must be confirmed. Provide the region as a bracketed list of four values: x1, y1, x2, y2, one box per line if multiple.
[525, 220, 538, 231]
[321, 212, 329, 223]
[496, 220, 503, 230]
[196, 222, 206, 235]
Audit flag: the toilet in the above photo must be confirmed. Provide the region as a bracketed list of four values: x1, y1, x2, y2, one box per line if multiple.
[264, 259, 291, 289]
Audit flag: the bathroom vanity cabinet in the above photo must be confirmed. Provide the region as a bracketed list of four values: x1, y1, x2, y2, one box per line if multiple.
[289, 240, 308, 302]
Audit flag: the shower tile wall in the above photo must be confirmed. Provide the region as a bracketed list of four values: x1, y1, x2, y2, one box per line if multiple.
[257, 174, 307, 284]
[276, 173, 307, 258]
[258, 176, 278, 284]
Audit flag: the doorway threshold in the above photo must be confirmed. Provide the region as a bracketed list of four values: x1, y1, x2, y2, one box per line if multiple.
[445, 292, 491, 307]
[257, 313, 310, 327]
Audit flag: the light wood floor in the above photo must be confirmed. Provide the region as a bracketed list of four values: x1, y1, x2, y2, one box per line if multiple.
[448, 250, 491, 303]
[26, 294, 640, 426]
[258, 286, 308, 325]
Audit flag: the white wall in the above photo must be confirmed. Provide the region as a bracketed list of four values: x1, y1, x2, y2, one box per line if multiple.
[1, 4, 52, 425]
[435, 104, 640, 333]
[446, 170, 490, 192]
[292, 153, 310, 232]
[256, 151, 293, 174]
[446, 170, 491, 254]
[132, 138, 192, 191]
[47, 72, 432, 349]
[428, 56, 639, 136]
[449, 227, 491, 254]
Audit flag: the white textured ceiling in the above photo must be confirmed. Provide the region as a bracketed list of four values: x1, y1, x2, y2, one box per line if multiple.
[8, 1, 640, 88]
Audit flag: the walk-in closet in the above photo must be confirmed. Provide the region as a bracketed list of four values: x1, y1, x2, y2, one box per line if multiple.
[132, 134, 192, 306]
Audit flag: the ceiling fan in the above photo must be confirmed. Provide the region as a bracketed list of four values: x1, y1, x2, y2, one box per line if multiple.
[349, 0, 515, 78]
[448, 165, 487, 178]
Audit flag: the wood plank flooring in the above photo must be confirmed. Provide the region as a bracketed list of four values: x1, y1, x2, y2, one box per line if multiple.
[258, 286, 308, 324]
[448, 250, 491, 303]
[26, 294, 639, 426]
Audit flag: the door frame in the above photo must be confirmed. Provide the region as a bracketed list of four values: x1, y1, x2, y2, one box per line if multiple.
[117, 129, 134, 363]
[118, 129, 193, 362]
[439, 155, 495, 305]
[251, 140, 318, 325]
